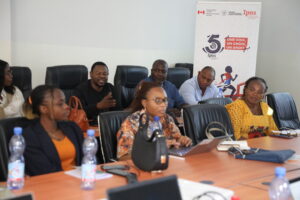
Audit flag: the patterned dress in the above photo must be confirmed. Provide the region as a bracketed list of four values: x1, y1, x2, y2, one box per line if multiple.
[117, 109, 182, 159]
[225, 99, 278, 140]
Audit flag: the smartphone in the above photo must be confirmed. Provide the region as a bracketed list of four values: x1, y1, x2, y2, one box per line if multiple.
[101, 164, 129, 171]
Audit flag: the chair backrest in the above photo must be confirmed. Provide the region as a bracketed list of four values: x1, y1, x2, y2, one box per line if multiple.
[199, 97, 233, 106]
[98, 111, 131, 162]
[0, 117, 31, 181]
[11, 66, 32, 99]
[266, 92, 300, 129]
[114, 65, 148, 109]
[175, 63, 193, 78]
[45, 65, 88, 102]
[166, 67, 191, 89]
[183, 104, 234, 144]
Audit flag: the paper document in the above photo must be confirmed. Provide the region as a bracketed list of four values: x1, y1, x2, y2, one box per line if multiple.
[217, 140, 250, 151]
[65, 167, 112, 180]
[178, 179, 234, 200]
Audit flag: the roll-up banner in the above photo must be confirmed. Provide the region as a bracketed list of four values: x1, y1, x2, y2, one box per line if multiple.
[194, 1, 261, 99]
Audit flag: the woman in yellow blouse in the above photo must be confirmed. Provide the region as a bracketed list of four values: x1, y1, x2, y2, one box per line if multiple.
[225, 77, 278, 140]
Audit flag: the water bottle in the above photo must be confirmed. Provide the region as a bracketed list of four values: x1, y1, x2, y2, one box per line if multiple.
[81, 129, 98, 190]
[7, 127, 25, 190]
[268, 167, 294, 200]
[147, 116, 162, 138]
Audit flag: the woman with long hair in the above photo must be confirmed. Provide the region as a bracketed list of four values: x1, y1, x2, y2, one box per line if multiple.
[0, 59, 24, 119]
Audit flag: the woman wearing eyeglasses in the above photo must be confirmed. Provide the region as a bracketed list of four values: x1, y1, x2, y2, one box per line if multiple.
[117, 81, 192, 160]
[0, 59, 24, 119]
[225, 77, 278, 140]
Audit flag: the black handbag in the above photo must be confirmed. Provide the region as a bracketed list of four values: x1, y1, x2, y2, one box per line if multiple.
[131, 113, 169, 171]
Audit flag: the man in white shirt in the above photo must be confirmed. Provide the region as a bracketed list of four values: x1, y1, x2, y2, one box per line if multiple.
[179, 66, 223, 105]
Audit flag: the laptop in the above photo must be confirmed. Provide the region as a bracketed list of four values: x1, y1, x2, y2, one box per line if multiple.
[168, 136, 226, 157]
[107, 175, 182, 200]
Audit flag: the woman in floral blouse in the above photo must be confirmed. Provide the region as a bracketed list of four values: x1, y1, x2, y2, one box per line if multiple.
[117, 81, 192, 160]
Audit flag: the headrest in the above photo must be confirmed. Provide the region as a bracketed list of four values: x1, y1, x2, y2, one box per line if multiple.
[114, 65, 148, 88]
[45, 65, 88, 89]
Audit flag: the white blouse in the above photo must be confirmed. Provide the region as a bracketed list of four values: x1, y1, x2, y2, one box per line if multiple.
[0, 86, 24, 119]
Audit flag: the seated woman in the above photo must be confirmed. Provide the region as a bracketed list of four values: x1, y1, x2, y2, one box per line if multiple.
[117, 81, 192, 160]
[0, 59, 24, 119]
[225, 77, 278, 140]
[23, 85, 83, 176]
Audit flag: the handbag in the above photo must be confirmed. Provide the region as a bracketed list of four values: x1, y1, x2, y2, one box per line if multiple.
[68, 96, 89, 132]
[131, 113, 169, 171]
[205, 121, 232, 140]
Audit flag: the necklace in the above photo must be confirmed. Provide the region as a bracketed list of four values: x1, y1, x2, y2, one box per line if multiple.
[47, 129, 65, 141]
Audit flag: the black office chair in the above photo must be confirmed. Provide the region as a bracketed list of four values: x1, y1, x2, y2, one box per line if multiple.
[114, 65, 148, 109]
[183, 104, 234, 144]
[45, 65, 88, 102]
[166, 67, 190, 89]
[11, 66, 32, 99]
[199, 97, 233, 106]
[0, 117, 31, 181]
[175, 63, 193, 78]
[266, 92, 300, 129]
[98, 111, 131, 163]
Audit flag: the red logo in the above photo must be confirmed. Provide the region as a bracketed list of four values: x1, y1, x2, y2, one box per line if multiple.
[197, 10, 205, 14]
[244, 10, 256, 16]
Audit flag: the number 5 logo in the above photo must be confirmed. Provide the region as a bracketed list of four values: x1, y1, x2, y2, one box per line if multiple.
[203, 34, 224, 54]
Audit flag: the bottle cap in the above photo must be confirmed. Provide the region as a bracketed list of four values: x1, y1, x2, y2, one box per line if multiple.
[14, 127, 23, 135]
[275, 167, 286, 177]
[153, 116, 160, 121]
[87, 129, 95, 137]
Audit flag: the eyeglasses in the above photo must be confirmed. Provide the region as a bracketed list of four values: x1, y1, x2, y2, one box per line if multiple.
[228, 147, 259, 158]
[192, 191, 226, 200]
[148, 97, 168, 105]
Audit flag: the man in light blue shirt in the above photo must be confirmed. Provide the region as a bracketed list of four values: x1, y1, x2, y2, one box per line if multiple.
[179, 66, 223, 105]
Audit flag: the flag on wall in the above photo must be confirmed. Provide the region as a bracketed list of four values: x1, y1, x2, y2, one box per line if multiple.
[194, 1, 261, 100]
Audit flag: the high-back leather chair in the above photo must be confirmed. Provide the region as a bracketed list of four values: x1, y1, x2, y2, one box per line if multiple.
[45, 65, 88, 102]
[183, 104, 234, 144]
[11, 66, 32, 99]
[175, 63, 193, 78]
[166, 67, 190, 89]
[199, 97, 233, 106]
[98, 111, 131, 163]
[267, 92, 300, 129]
[114, 65, 148, 109]
[0, 117, 31, 181]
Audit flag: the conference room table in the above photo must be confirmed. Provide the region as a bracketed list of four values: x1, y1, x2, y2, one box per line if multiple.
[3, 136, 300, 200]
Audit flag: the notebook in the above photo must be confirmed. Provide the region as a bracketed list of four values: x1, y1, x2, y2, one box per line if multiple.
[168, 136, 226, 157]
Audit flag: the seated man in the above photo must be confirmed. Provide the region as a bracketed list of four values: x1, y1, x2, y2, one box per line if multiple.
[143, 59, 187, 117]
[179, 66, 223, 105]
[74, 61, 118, 125]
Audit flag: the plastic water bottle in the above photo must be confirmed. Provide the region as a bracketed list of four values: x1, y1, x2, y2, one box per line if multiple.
[147, 116, 162, 138]
[268, 167, 294, 200]
[81, 129, 98, 190]
[7, 127, 25, 190]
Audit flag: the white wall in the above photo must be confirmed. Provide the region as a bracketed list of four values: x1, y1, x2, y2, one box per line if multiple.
[10, 0, 197, 86]
[9, 0, 300, 113]
[255, 0, 300, 114]
[0, 0, 11, 62]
